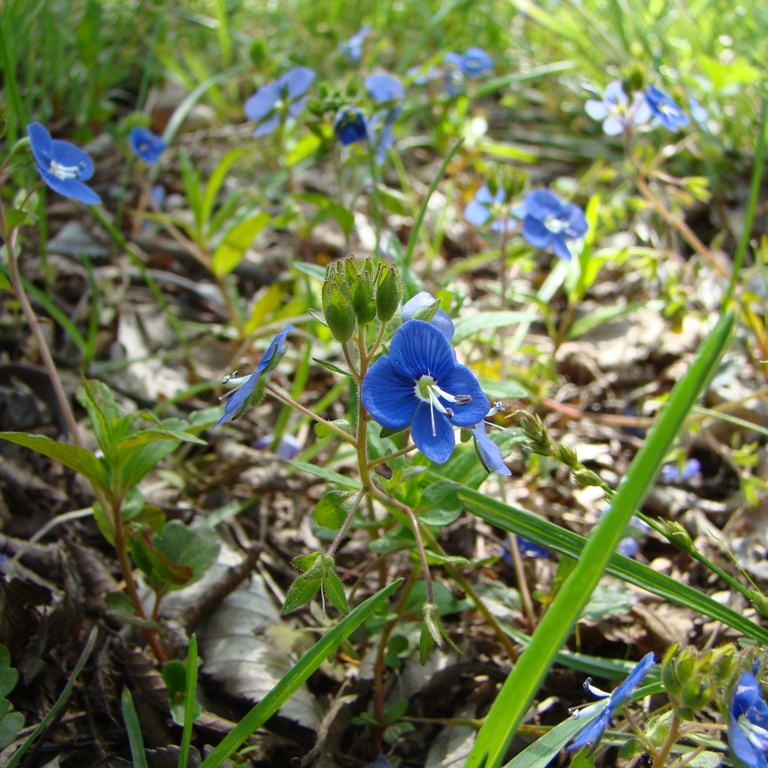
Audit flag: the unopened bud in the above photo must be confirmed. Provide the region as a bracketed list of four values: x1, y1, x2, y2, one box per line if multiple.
[376, 264, 402, 322]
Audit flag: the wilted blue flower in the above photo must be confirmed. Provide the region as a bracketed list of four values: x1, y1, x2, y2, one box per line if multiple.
[660, 458, 701, 483]
[568, 652, 656, 753]
[584, 80, 652, 136]
[518, 189, 588, 261]
[27, 122, 101, 205]
[444, 48, 493, 78]
[214, 326, 293, 427]
[254, 433, 302, 459]
[128, 126, 166, 162]
[244, 67, 316, 137]
[365, 73, 405, 104]
[361, 320, 489, 464]
[644, 85, 690, 131]
[729, 672, 768, 768]
[368, 106, 400, 164]
[465, 186, 518, 233]
[334, 106, 368, 145]
[401, 291, 455, 340]
[338, 25, 371, 64]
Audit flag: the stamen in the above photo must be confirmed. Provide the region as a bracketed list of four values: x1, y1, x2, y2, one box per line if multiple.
[49, 159, 86, 181]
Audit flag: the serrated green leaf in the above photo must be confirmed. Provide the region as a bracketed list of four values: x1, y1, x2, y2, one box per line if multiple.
[0, 432, 109, 492]
[323, 571, 349, 614]
[212, 212, 271, 277]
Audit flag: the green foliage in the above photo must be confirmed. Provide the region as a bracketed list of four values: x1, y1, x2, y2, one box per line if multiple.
[162, 657, 202, 727]
[284, 552, 349, 615]
[0, 646, 23, 751]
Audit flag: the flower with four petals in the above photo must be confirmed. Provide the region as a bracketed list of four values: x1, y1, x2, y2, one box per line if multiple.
[214, 326, 293, 428]
[518, 188, 588, 261]
[568, 652, 656, 753]
[729, 672, 768, 768]
[444, 48, 493, 78]
[644, 85, 690, 131]
[361, 320, 489, 464]
[128, 126, 166, 163]
[27, 122, 101, 205]
[464, 186, 518, 234]
[244, 67, 316, 137]
[584, 80, 652, 136]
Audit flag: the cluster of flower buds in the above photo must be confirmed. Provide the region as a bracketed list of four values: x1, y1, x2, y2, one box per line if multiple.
[321, 257, 402, 343]
[662, 642, 736, 720]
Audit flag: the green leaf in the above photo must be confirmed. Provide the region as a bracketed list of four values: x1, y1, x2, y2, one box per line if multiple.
[0, 432, 109, 492]
[315, 490, 355, 529]
[290, 461, 362, 490]
[283, 571, 323, 614]
[452, 311, 537, 343]
[212, 212, 271, 277]
[286, 132, 322, 166]
[323, 571, 349, 614]
[0, 647, 18, 699]
[415, 479, 462, 526]
[162, 658, 202, 727]
[121, 687, 149, 768]
[201, 149, 243, 230]
[0, 645, 23, 751]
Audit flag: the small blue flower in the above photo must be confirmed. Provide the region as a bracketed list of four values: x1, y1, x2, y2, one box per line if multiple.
[660, 458, 701, 483]
[518, 189, 588, 261]
[517, 538, 550, 559]
[445, 48, 493, 78]
[644, 85, 690, 131]
[729, 672, 768, 768]
[214, 326, 293, 428]
[128, 126, 166, 163]
[334, 106, 368, 145]
[568, 652, 656, 753]
[254, 433, 302, 459]
[365, 73, 405, 104]
[584, 80, 652, 136]
[244, 67, 316, 137]
[401, 291, 455, 340]
[465, 186, 518, 234]
[368, 106, 400, 164]
[27, 122, 101, 205]
[471, 421, 511, 475]
[361, 320, 489, 464]
[338, 25, 371, 64]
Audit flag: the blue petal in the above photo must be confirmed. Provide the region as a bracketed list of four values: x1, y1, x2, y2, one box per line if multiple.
[128, 127, 166, 163]
[602, 116, 625, 135]
[27, 122, 53, 168]
[551, 234, 573, 261]
[253, 113, 281, 137]
[214, 369, 262, 427]
[522, 216, 553, 249]
[464, 199, 491, 226]
[610, 652, 655, 710]
[603, 80, 629, 107]
[361, 356, 419, 430]
[244, 81, 281, 121]
[411, 404, 456, 463]
[524, 189, 564, 220]
[387, 320, 457, 383]
[401, 292, 455, 340]
[461, 48, 493, 77]
[472, 423, 511, 475]
[585, 99, 609, 121]
[365, 73, 404, 104]
[280, 67, 315, 100]
[437, 366, 489, 426]
[568, 708, 610, 752]
[38, 169, 101, 205]
[334, 108, 368, 144]
[49, 139, 95, 180]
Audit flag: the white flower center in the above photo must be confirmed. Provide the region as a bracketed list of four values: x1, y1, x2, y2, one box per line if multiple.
[544, 215, 567, 234]
[49, 159, 86, 181]
[414, 374, 470, 437]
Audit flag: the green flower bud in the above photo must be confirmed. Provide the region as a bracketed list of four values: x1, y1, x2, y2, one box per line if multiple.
[352, 274, 377, 327]
[680, 678, 711, 711]
[710, 645, 736, 681]
[676, 647, 698, 684]
[661, 643, 682, 697]
[661, 520, 693, 550]
[376, 264, 403, 322]
[323, 280, 356, 343]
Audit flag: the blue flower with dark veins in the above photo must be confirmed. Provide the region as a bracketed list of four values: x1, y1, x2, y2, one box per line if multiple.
[518, 189, 588, 261]
[361, 320, 489, 464]
[445, 48, 493, 78]
[365, 73, 405, 104]
[584, 80, 651, 135]
[465, 186, 519, 233]
[568, 652, 655, 753]
[401, 291, 455, 340]
[729, 672, 768, 768]
[644, 85, 690, 131]
[338, 25, 371, 64]
[334, 106, 368, 145]
[27, 122, 101, 205]
[128, 126, 166, 162]
[245, 67, 316, 137]
[214, 326, 293, 428]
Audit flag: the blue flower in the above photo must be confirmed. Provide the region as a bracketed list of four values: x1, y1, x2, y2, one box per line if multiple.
[729, 672, 768, 768]
[244, 67, 316, 137]
[27, 122, 101, 205]
[368, 106, 400, 164]
[361, 320, 489, 464]
[568, 652, 656, 753]
[365, 73, 405, 105]
[334, 106, 368, 145]
[401, 291, 455, 340]
[518, 189, 588, 261]
[338, 25, 371, 64]
[688, 96, 709, 126]
[644, 85, 690, 131]
[254, 433, 302, 459]
[471, 421, 511, 475]
[465, 186, 518, 234]
[584, 80, 651, 136]
[445, 48, 493, 78]
[517, 538, 550, 559]
[660, 458, 701, 483]
[214, 326, 293, 428]
[128, 126, 166, 162]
